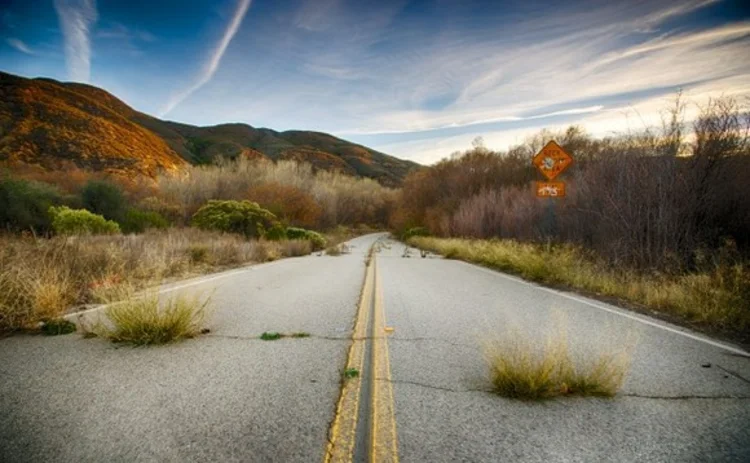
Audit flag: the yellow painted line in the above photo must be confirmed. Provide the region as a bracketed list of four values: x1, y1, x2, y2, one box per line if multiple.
[324, 252, 374, 462]
[370, 257, 399, 462]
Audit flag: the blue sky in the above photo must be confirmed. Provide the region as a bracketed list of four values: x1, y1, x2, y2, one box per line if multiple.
[1, 0, 749, 164]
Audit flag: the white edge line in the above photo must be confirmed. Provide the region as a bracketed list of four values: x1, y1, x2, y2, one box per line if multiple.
[452, 260, 750, 357]
[63, 259, 285, 320]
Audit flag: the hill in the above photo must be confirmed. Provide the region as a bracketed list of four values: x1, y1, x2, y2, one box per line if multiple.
[0, 71, 418, 186]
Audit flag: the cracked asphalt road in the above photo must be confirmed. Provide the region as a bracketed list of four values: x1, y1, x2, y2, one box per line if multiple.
[2, 233, 749, 462]
[379, 239, 750, 462]
[0, 233, 385, 463]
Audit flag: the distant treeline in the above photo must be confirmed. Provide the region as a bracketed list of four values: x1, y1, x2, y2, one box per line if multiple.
[391, 96, 750, 272]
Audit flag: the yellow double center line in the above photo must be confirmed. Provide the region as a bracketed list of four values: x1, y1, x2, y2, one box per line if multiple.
[325, 248, 399, 462]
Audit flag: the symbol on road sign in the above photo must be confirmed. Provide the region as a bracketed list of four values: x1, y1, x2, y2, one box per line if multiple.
[532, 141, 573, 180]
[536, 181, 566, 198]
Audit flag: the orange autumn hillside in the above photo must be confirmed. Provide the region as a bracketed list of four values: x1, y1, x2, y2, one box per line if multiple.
[0, 71, 419, 185]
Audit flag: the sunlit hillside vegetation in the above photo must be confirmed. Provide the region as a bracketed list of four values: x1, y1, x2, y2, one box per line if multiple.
[0, 71, 418, 186]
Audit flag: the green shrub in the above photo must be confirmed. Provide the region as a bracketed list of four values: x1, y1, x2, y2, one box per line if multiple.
[120, 208, 169, 233]
[191, 200, 281, 239]
[49, 206, 120, 235]
[0, 176, 65, 234]
[402, 226, 429, 241]
[81, 180, 127, 223]
[41, 318, 77, 336]
[265, 223, 288, 241]
[286, 227, 327, 250]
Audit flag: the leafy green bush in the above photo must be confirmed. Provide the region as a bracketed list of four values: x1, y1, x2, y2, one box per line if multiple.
[265, 223, 288, 241]
[120, 208, 169, 233]
[286, 227, 327, 250]
[402, 226, 429, 241]
[41, 318, 77, 336]
[81, 180, 127, 223]
[0, 176, 65, 234]
[49, 206, 121, 235]
[191, 200, 281, 239]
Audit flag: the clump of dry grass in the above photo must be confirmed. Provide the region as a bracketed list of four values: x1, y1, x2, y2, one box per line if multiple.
[87, 292, 211, 345]
[411, 237, 750, 331]
[325, 244, 344, 256]
[485, 324, 631, 399]
[278, 239, 313, 257]
[0, 253, 76, 330]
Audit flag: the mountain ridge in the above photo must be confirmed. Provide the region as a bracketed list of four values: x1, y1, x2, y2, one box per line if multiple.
[0, 71, 418, 186]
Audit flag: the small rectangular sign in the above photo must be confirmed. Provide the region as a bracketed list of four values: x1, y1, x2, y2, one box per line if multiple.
[536, 181, 566, 198]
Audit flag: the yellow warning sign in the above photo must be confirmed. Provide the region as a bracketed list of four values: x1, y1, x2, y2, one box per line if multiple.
[532, 141, 573, 180]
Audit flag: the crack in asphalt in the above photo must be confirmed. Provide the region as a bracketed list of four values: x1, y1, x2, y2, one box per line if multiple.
[376, 378, 750, 400]
[621, 393, 750, 400]
[206, 333, 350, 341]
[206, 334, 477, 347]
[388, 337, 479, 349]
[714, 364, 750, 385]
[375, 377, 493, 394]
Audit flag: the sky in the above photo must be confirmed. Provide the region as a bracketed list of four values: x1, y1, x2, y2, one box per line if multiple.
[1, 0, 749, 164]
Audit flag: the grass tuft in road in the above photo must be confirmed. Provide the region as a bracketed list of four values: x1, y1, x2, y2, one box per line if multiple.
[89, 292, 211, 346]
[343, 368, 359, 379]
[290, 331, 310, 338]
[485, 325, 631, 400]
[325, 244, 344, 256]
[260, 331, 282, 341]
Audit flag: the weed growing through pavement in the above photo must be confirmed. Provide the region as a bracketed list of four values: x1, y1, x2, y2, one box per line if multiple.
[260, 331, 311, 340]
[484, 316, 633, 400]
[260, 331, 282, 340]
[85, 290, 211, 346]
[344, 368, 360, 379]
[326, 245, 344, 256]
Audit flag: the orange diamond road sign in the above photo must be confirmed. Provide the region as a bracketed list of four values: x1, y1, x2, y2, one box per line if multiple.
[536, 181, 566, 198]
[532, 141, 573, 180]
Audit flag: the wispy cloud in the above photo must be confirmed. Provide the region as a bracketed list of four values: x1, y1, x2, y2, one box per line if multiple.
[53, 0, 98, 82]
[6, 38, 34, 55]
[160, 0, 252, 117]
[97, 22, 156, 42]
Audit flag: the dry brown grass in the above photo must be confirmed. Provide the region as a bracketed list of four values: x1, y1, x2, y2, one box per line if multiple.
[0, 229, 298, 331]
[87, 291, 211, 345]
[412, 237, 750, 332]
[485, 322, 632, 399]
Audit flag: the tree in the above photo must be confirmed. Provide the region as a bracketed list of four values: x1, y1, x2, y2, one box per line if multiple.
[81, 180, 126, 223]
[0, 176, 64, 234]
[247, 182, 322, 228]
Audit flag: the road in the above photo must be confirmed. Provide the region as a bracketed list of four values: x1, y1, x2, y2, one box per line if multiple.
[1, 234, 749, 462]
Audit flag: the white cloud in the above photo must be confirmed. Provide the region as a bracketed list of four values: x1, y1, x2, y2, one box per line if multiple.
[53, 0, 97, 82]
[377, 76, 750, 165]
[154, 0, 749, 165]
[160, 0, 252, 116]
[6, 38, 34, 55]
